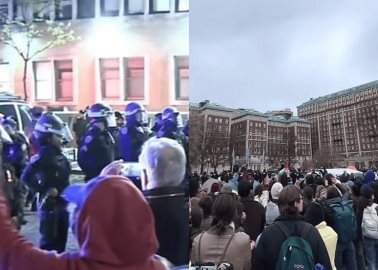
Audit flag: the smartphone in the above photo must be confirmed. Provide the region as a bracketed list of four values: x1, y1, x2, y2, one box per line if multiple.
[120, 162, 142, 190]
[120, 162, 141, 177]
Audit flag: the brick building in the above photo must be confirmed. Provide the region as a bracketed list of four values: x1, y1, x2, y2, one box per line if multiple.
[298, 80, 378, 169]
[0, 0, 189, 116]
[190, 100, 311, 172]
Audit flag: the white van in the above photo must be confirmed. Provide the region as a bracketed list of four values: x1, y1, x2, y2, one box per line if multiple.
[0, 92, 32, 134]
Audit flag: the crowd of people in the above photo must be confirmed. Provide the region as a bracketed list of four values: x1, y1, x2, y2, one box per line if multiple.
[189, 166, 378, 270]
[0, 102, 189, 269]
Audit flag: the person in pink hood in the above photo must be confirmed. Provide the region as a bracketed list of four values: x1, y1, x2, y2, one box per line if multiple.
[0, 161, 167, 270]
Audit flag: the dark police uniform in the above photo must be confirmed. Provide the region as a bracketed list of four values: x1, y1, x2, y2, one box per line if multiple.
[3, 132, 29, 179]
[119, 125, 150, 162]
[78, 125, 115, 182]
[21, 145, 71, 252]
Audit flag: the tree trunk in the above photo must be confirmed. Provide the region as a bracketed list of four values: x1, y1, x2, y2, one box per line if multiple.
[23, 60, 28, 101]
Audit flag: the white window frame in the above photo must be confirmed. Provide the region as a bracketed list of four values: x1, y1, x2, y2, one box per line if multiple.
[0, 62, 14, 92]
[95, 56, 149, 106]
[169, 54, 189, 105]
[31, 56, 78, 105]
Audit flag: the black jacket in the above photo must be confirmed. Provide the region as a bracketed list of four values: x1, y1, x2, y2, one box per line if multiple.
[143, 186, 189, 266]
[252, 215, 332, 270]
[78, 125, 114, 181]
[240, 196, 265, 241]
[21, 146, 71, 196]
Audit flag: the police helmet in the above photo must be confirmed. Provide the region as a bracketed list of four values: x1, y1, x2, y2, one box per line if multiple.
[3, 116, 17, 130]
[124, 102, 147, 126]
[162, 106, 182, 127]
[34, 113, 66, 137]
[88, 103, 116, 127]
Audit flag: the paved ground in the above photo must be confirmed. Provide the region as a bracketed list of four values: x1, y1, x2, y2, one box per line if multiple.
[20, 173, 84, 253]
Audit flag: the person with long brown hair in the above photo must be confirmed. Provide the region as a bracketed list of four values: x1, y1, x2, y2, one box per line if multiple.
[191, 193, 251, 269]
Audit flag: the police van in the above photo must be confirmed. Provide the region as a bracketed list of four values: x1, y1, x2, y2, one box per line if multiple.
[0, 92, 32, 133]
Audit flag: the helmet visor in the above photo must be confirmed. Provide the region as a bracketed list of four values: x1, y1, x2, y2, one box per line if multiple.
[106, 113, 117, 128]
[135, 111, 147, 125]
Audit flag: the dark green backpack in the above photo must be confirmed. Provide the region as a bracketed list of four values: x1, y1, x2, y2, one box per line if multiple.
[328, 200, 357, 244]
[274, 222, 315, 270]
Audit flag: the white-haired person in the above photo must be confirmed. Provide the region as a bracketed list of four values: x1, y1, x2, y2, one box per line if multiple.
[139, 137, 189, 266]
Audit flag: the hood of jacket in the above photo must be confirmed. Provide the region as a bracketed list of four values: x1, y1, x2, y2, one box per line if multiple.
[74, 176, 164, 269]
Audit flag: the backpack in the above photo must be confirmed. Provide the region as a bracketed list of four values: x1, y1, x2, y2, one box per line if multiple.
[328, 200, 357, 244]
[192, 232, 234, 270]
[362, 203, 378, 240]
[274, 222, 315, 270]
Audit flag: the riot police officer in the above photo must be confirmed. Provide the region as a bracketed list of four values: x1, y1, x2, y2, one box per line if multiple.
[151, 112, 163, 134]
[157, 106, 185, 142]
[2, 116, 29, 179]
[119, 102, 151, 162]
[78, 103, 115, 182]
[21, 113, 72, 252]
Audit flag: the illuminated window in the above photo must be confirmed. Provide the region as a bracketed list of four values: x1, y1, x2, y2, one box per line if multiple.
[175, 0, 188, 12]
[0, 63, 12, 91]
[124, 0, 144, 14]
[150, 0, 170, 13]
[174, 55, 189, 100]
[55, 0, 72, 20]
[33, 61, 53, 101]
[101, 0, 120, 16]
[123, 57, 144, 99]
[78, 0, 95, 18]
[100, 58, 120, 100]
[55, 60, 73, 101]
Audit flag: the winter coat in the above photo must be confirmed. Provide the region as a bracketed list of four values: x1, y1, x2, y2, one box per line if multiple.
[191, 226, 251, 270]
[0, 176, 165, 270]
[252, 215, 332, 270]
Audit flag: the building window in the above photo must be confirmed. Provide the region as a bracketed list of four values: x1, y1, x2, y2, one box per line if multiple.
[101, 0, 119, 16]
[78, 0, 95, 19]
[175, 0, 188, 12]
[33, 61, 53, 101]
[100, 58, 120, 100]
[149, 0, 170, 13]
[55, 0, 72, 20]
[124, 0, 144, 14]
[0, 63, 11, 91]
[33, 0, 51, 20]
[124, 57, 144, 100]
[0, 0, 9, 22]
[174, 56, 189, 100]
[54, 60, 73, 101]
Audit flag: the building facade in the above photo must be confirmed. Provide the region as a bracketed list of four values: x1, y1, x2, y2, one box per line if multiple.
[298, 80, 378, 169]
[231, 111, 311, 170]
[190, 100, 311, 172]
[0, 0, 189, 115]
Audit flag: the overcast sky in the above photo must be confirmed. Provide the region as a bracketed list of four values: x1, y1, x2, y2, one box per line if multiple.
[190, 1, 378, 115]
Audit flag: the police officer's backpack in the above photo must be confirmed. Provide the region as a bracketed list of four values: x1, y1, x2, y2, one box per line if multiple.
[192, 233, 234, 270]
[274, 222, 315, 270]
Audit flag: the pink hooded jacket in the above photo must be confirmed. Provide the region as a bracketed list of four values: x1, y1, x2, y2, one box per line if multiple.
[0, 176, 165, 270]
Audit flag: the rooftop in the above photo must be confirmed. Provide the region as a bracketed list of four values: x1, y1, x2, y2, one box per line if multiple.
[190, 101, 235, 112]
[297, 80, 378, 108]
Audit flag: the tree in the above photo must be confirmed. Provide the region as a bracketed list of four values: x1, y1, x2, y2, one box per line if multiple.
[0, 0, 78, 101]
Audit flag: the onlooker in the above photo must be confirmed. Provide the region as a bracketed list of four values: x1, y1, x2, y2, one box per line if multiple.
[252, 185, 332, 270]
[304, 201, 338, 270]
[139, 137, 188, 266]
[199, 195, 214, 231]
[0, 163, 166, 270]
[191, 194, 251, 269]
[239, 180, 265, 241]
[254, 183, 268, 208]
[72, 108, 88, 147]
[189, 207, 204, 255]
[360, 185, 378, 270]
[324, 185, 358, 270]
